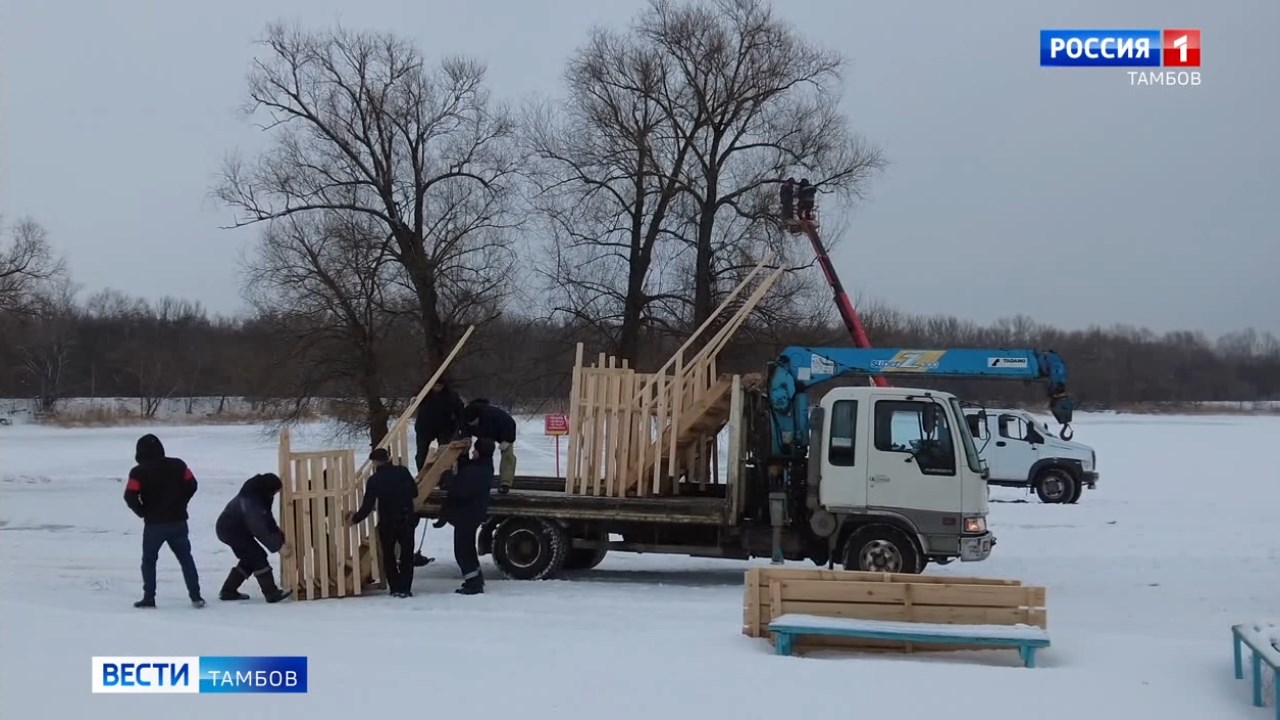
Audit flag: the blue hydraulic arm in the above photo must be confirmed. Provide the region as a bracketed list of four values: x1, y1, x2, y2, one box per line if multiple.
[767, 346, 1075, 455]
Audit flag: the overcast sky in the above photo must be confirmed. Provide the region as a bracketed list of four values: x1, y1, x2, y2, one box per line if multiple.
[2, 0, 1276, 337]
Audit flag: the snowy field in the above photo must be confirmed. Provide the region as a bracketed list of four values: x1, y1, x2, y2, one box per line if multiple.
[2, 412, 1278, 719]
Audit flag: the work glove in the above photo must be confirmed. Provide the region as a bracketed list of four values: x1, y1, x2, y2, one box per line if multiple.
[280, 543, 293, 558]
[432, 516, 448, 529]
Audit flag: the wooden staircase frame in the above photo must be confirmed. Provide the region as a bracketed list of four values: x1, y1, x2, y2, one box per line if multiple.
[277, 326, 475, 600]
[566, 255, 785, 497]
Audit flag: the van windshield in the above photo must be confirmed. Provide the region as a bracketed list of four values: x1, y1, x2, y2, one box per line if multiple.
[950, 398, 984, 473]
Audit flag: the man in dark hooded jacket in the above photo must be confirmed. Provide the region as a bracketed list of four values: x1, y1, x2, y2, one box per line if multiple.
[415, 380, 465, 472]
[439, 438, 495, 595]
[214, 473, 292, 603]
[347, 448, 419, 597]
[460, 399, 518, 494]
[124, 433, 203, 608]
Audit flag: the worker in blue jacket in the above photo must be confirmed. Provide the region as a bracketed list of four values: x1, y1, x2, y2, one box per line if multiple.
[460, 399, 517, 494]
[438, 438, 495, 595]
[214, 473, 292, 603]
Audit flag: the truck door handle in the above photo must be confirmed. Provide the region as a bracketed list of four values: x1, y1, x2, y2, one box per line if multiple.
[871, 475, 891, 483]
[995, 441, 1006, 447]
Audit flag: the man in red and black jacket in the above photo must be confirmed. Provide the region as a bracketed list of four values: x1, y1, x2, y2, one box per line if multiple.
[124, 434, 203, 608]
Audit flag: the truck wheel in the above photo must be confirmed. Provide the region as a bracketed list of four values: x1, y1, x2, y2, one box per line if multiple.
[491, 517, 567, 580]
[1035, 468, 1076, 504]
[564, 546, 608, 571]
[842, 526, 921, 574]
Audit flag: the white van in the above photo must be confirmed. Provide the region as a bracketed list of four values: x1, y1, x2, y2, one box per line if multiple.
[962, 407, 1098, 503]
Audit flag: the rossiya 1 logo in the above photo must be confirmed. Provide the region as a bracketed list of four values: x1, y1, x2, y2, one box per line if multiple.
[1040, 29, 1201, 86]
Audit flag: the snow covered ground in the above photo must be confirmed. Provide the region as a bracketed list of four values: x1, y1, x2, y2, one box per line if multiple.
[1, 412, 1277, 719]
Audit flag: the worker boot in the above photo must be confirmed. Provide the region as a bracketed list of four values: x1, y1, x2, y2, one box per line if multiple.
[219, 566, 250, 601]
[253, 567, 292, 603]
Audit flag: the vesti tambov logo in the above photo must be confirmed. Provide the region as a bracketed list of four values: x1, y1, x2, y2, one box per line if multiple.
[1040, 29, 1201, 67]
[91, 656, 308, 694]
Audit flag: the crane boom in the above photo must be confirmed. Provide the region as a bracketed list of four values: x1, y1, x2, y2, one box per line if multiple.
[793, 217, 889, 387]
[767, 345, 1075, 455]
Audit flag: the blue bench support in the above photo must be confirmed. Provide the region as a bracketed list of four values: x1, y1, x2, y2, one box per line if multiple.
[1232, 623, 1280, 720]
[767, 614, 1050, 668]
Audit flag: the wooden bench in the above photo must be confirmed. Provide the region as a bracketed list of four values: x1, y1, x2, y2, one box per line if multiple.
[1232, 621, 1280, 720]
[768, 613, 1051, 668]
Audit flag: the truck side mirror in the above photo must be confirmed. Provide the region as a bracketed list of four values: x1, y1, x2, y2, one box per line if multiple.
[921, 403, 937, 436]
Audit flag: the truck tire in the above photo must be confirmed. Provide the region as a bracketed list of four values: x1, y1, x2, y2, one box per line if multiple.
[564, 546, 608, 571]
[1066, 481, 1084, 504]
[1035, 468, 1076, 504]
[491, 517, 568, 580]
[841, 525, 921, 574]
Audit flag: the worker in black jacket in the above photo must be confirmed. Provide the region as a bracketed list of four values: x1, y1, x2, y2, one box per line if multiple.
[214, 473, 292, 603]
[440, 438, 495, 595]
[347, 448, 419, 597]
[124, 434, 203, 608]
[414, 380, 466, 472]
[460, 399, 518, 494]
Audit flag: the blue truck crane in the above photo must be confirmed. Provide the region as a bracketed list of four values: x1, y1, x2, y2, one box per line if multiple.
[767, 346, 1075, 457]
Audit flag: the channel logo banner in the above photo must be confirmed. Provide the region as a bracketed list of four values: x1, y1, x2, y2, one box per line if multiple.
[92, 656, 308, 694]
[1040, 29, 1200, 67]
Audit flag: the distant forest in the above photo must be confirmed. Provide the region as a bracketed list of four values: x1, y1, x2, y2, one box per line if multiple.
[2, 285, 1276, 422]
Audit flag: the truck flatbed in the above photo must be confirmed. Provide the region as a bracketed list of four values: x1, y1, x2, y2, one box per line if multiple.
[418, 474, 729, 525]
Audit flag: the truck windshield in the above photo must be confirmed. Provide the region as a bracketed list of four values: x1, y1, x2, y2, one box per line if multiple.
[950, 398, 984, 473]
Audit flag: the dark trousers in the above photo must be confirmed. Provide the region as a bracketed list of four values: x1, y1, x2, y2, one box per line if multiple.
[222, 535, 269, 575]
[452, 520, 482, 584]
[378, 521, 416, 593]
[141, 521, 200, 600]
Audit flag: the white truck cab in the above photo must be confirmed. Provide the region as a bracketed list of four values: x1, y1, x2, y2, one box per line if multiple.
[962, 407, 1098, 503]
[810, 386, 995, 572]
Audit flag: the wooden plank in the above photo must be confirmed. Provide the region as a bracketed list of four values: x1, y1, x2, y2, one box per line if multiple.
[335, 451, 348, 598]
[725, 376, 743, 522]
[565, 343, 584, 494]
[297, 457, 314, 599]
[751, 567, 1022, 586]
[604, 356, 618, 497]
[277, 430, 295, 594]
[760, 580, 1042, 609]
[765, 599, 1037, 627]
[316, 455, 332, 599]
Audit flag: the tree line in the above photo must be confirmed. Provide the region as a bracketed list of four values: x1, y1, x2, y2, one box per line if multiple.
[3, 0, 1278, 442]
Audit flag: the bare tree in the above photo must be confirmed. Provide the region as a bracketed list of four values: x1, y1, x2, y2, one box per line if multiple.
[15, 277, 80, 412]
[0, 217, 67, 316]
[217, 22, 521, 374]
[242, 208, 407, 447]
[524, 29, 695, 364]
[634, 0, 885, 327]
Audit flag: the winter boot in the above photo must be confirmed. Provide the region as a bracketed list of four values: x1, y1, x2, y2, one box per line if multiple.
[456, 574, 484, 595]
[134, 596, 155, 608]
[413, 552, 434, 567]
[254, 568, 292, 604]
[219, 567, 250, 601]
[191, 597, 206, 608]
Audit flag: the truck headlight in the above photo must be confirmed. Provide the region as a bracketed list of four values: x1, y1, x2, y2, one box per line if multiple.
[962, 516, 986, 534]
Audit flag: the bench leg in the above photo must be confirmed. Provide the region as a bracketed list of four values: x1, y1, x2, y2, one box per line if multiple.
[775, 633, 794, 657]
[1018, 645, 1037, 668]
[1234, 631, 1244, 679]
[1253, 652, 1264, 707]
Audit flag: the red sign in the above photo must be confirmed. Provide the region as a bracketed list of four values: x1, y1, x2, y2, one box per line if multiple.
[544, 413, 569, 436]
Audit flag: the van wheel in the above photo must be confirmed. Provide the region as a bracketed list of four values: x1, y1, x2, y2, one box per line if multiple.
[1035, 468, 1076, 504]
[1066, 481, 1084, 504]
[842, 526, 921, 574]
[491, 518, 567, 580]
